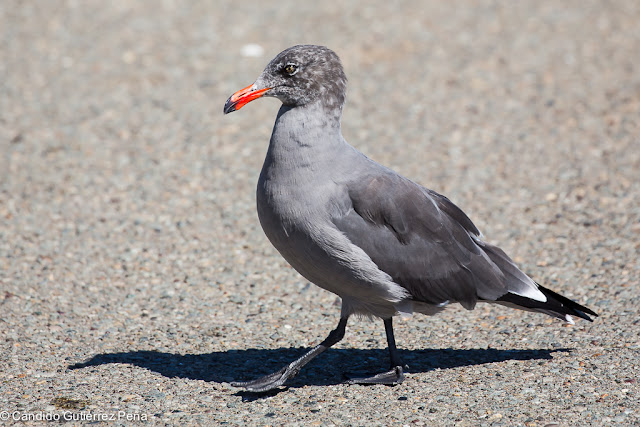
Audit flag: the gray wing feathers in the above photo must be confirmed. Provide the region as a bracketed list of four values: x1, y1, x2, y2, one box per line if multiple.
[333, 173, 538, 309]
[478, 241, 547, 302]
[425, 189, 481, 237]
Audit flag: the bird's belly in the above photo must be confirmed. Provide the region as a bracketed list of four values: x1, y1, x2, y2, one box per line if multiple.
[256, 189, 408, 320]
[257, 198, 342, 295]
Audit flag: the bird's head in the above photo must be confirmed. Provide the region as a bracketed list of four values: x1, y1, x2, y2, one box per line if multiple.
[223, 45, 347, 114]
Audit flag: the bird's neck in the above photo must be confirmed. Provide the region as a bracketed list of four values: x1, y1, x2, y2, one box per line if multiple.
[276, 101, 343, 133]
[266, 102, 346, 165]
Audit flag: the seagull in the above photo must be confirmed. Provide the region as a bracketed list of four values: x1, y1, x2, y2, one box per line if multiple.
[223, 45, 597, 392]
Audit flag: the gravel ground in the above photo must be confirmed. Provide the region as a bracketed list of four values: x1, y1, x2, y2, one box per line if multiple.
[1, 1, 639, 425]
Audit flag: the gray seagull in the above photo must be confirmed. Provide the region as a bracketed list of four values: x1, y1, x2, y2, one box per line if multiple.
[223, 45, 596, 392]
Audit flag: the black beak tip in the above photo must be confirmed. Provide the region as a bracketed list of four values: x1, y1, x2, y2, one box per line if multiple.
[223, 97, 237, 115]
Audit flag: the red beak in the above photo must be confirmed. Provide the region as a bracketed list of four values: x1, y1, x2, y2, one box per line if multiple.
[223, 84, 270, 114]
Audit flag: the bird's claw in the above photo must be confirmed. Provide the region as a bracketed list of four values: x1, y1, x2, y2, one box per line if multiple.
[230, 365, 293, 393]
[343, 365, 406, 386]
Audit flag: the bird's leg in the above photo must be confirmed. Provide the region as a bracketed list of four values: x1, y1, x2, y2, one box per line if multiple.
[384, 317, 405, 368]
[230, 317, 348, 392]
[344, 317, 406, 385]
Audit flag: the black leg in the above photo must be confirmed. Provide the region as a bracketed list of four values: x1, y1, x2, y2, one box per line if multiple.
[230, 317, 348, 392]
[384, 317, 404, 368]
[344, 317, 406, 386]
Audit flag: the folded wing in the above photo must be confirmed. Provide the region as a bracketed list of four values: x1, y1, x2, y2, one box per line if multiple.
[333, 172, 547, 311]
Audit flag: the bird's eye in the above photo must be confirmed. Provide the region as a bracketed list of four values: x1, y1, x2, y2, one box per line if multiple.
[284, 64, 298, 75]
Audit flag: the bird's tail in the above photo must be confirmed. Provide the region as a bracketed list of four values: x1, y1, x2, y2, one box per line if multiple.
[479, 240, 598, 323]
[495, 283, 598, 323]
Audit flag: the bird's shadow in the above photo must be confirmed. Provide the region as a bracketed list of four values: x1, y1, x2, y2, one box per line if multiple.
[68, 346, 569, 398]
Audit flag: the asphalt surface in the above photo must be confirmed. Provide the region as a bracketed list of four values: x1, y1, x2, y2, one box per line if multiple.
[1, 1, 639, 425]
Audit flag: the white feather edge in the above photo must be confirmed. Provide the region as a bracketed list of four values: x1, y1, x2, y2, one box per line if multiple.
[510, 283, 548, 303]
